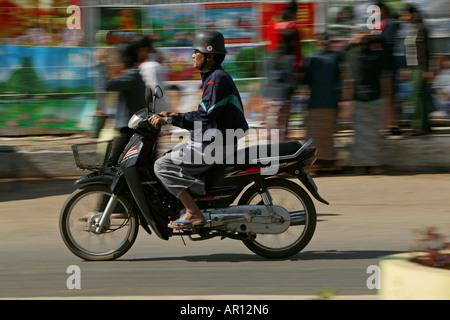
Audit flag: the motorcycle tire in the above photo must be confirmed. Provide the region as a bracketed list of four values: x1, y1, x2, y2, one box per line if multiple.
[238, 178, 317, 259]
[60, 184, 139, 261]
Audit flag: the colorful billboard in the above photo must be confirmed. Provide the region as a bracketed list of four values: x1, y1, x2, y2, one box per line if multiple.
[142, 4, 197, 47]
[200, 2, 257, 44]
[0, 0, 84, 47]
[0, 45, 97, 131]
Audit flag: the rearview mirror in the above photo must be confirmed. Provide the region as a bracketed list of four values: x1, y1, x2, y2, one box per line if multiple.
[153, 85, 163, 99]
[145, 85, 153, 109]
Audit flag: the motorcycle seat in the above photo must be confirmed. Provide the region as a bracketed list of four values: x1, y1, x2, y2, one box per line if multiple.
[196, 140, 313, 194]
[225, 140, 304, 165]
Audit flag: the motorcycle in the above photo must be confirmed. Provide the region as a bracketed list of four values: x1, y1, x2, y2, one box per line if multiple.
[59, 86, 328, 261]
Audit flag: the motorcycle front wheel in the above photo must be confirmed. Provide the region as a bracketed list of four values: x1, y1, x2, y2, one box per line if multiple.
[59, 184, 139, 261]
[238, 178, 317, 259]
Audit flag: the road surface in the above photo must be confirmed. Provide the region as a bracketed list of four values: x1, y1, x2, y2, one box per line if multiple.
[1, 173, 449, 299]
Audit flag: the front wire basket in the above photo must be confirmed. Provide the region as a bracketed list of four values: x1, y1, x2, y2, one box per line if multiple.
[71, 140, 113, 170]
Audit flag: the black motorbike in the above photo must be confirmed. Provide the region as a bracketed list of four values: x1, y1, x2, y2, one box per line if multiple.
[60, 86, 328, 261]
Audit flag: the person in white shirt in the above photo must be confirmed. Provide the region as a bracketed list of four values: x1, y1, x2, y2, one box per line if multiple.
[133, 35, 170, 114]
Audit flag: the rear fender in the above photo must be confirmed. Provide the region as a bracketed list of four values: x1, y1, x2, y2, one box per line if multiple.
[294, 169, 329, 205]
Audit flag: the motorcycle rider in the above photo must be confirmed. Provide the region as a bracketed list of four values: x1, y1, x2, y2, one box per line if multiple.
[148, 30, 249, 229]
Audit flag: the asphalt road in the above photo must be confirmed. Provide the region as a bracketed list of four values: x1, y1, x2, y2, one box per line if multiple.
[1, 173, 449, 299]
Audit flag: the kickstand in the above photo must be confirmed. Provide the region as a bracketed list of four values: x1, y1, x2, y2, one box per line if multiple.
[180, 234, 186, 246]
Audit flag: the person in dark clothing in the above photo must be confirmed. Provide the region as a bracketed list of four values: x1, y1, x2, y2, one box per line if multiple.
[348, 23, 386, 174]
[106, 40, 146, 165]
[304, 33, 342, 170]
[375, 2, 400, 135]
[148, 31, 249, 230]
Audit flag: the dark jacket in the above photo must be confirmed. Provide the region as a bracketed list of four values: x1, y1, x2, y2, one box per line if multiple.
[349, 37, 384, 102]
[173, 64, 248, 144]
[381, 18, 399, 72]
[305, 50, 341, 108]
[106, 67, 146, 129]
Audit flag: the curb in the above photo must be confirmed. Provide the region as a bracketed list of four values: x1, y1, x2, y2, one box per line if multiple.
[1, 130, 450, 178]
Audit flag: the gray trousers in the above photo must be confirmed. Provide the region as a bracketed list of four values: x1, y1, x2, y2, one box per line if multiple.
[154, 141, 214, 198]
[154, 140, 240, 198]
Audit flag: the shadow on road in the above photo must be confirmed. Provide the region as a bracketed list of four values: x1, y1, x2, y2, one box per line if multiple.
[0, 178, 76, 202]
[119, 250, 401, 263]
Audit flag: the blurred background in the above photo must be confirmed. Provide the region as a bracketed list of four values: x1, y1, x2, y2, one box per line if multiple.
[0, 0, 449, 169]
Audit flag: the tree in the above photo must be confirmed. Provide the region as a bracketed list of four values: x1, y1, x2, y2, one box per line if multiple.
[7, 57, 46, 94]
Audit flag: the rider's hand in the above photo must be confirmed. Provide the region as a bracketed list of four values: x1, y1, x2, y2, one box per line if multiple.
[148, 114, 167, 128]
[160, 111, 179, 117]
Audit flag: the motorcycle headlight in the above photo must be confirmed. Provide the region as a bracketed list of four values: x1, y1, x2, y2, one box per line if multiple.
[128, 113, 143, 130]
[128, 109, 148, 129]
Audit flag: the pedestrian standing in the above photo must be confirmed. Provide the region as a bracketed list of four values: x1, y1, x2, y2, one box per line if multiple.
[399, 3, 433, 135]
[304, 33, 341, 171]
[375, 2, 400, 135]
[348, 26, 385, 174]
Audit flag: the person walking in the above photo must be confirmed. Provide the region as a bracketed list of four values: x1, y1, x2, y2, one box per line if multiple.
[106, 40, 146, 165]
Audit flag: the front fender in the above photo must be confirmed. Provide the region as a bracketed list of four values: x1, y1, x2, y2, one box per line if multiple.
[74, 170, 114, 187]
[74, 168, 125, 194]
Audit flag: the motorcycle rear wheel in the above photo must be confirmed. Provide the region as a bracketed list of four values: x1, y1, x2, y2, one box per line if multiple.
[238, 178, 316, 259]
[59, 184, 138, 261]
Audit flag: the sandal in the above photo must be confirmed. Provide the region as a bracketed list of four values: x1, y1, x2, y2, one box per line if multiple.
[168, 218, 205, 230]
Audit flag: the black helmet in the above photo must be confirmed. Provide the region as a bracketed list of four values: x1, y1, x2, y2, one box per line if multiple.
[192, 30, 228, 54]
